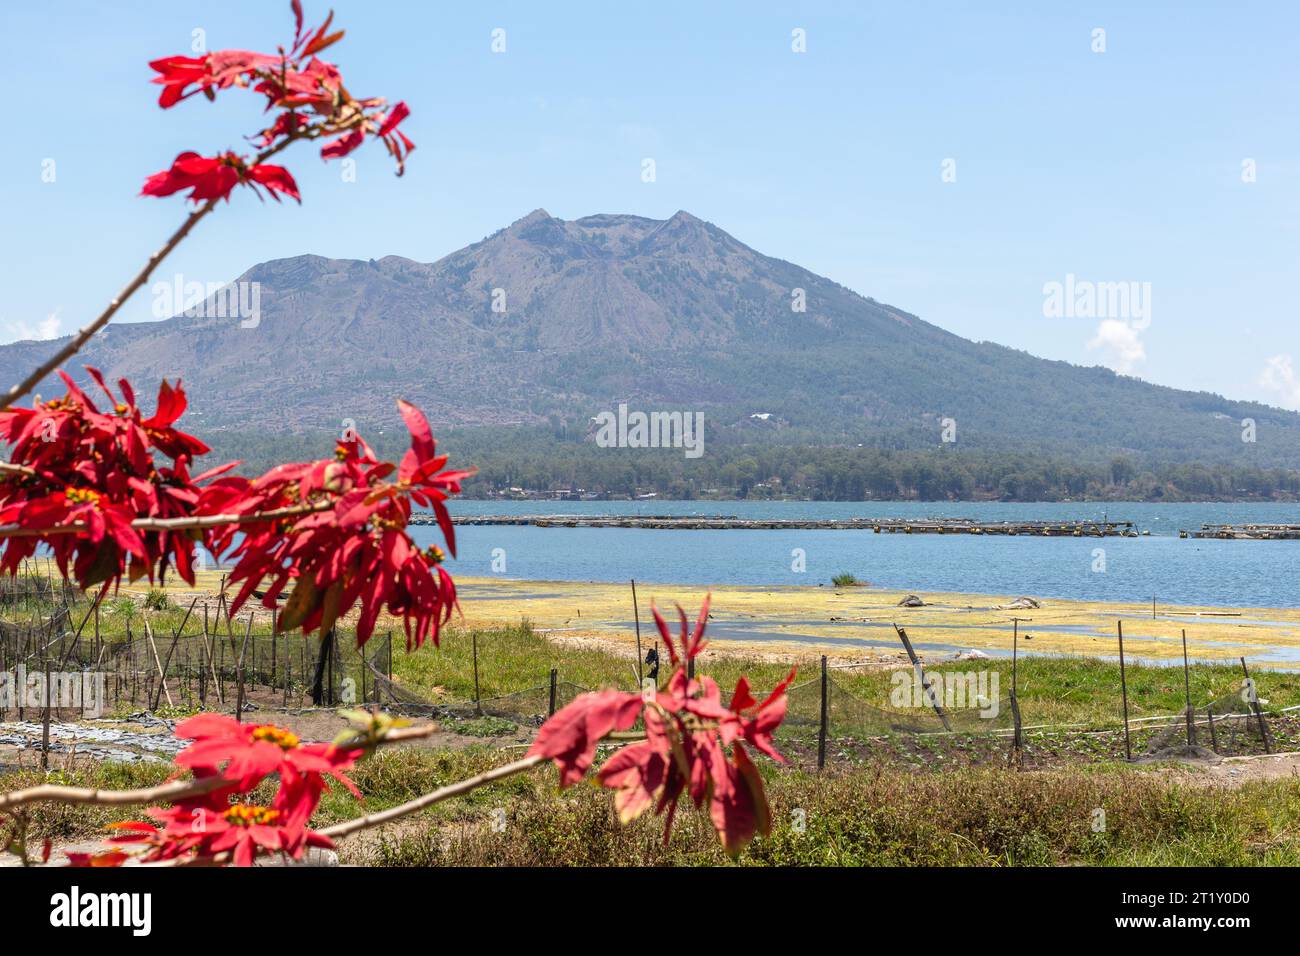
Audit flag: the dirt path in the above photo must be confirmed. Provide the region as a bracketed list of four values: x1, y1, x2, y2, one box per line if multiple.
[1160, 750, 1300, 787]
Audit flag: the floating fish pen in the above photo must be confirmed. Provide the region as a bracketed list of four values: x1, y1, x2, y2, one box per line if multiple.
[1180, 523, 1300, 540]
[430, 514, 1138, 536]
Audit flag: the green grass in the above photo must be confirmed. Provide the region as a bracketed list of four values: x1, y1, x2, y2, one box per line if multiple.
[393, 623, 1300, 730]
[441, 715, 519, 738]
[344, 750, 1300, 866]
[10, 747, 1299, 867]
[142, 589, 173, 612]
[831, 572, 861, 587]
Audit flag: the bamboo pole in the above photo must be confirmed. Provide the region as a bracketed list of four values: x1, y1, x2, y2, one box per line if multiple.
[151, 598, 197, 711]
[143, 618, 173, 709]
[234, 615, 253, 722]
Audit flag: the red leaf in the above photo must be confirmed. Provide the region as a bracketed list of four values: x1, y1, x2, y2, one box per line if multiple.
[528, 689, 643, 788]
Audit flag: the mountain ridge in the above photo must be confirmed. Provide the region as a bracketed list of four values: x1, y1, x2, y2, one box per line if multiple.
[2, 209, 1297, 468]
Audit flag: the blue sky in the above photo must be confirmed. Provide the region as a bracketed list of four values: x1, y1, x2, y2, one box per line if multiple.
[2, 1, 1298, 408]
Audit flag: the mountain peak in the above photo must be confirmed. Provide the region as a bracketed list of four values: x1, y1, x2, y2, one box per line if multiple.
[511, 208, 553, 226]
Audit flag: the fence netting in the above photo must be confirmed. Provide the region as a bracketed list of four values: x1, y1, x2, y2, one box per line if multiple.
[1141, 681, 1274, 758]
[365, 654, 594, 725]
[777, 673, 1016, 744]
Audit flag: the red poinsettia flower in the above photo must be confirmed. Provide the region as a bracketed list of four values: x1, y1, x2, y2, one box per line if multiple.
[174, 713, 362, 794]
[528, 689, 644, 787]
[120, 784, 334, 867]
[147, 3, 415, 182]
[0, 368, 228, 590]
[94, 729, 341, 868]
[528, 597, 794, 856]
[148, 55, 211, 107]
[149, 50, 282, 107]
[323, 99, 414, 173]
[142, 151, 299, 204]
[196, 792, 333, 867]
[201, 399, 470, 649]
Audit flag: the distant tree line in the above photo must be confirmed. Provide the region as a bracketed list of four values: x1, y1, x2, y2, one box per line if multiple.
[203, 427, 1300, 502]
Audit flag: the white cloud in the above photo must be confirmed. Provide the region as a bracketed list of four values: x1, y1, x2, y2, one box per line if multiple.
[0, 311, 61, 344]
[1086, 318, 1145, 374]
[1259, 354, 1300, 410]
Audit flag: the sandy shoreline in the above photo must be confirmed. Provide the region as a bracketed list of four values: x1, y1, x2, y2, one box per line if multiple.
[119, 569, 1300, 668]
[450, 576, 1300, 667]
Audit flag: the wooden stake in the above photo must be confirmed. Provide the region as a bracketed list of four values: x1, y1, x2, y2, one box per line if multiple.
[472, 631, 482, 716]
[631, 579, 643, 686]
[1180, 629, 1195, 747]
[894, 624, 951, 731]
[310, 630, 331, 706]
[41, 662, 52, 770]
[1239, 657, 1271, 753]
[1008, 691, 1024, 766]
[1009, 616, 1030, 699]
[817, 654, 829, 771]
[1117, 621, 1132, 761]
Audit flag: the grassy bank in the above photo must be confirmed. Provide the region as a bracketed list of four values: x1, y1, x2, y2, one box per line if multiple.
[402, 622, 1300, 730]
[6, 748, 1299, 867]
[356, 756, 1300, 867]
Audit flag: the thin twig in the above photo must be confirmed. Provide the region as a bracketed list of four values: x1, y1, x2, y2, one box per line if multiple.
[0, 775, 227, 813]
[320, 754, 546, 840]
[2, 137, 297, 412]
[0, 499, 332, 539]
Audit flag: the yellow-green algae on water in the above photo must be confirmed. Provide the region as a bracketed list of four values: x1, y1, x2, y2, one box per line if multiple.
[132, 567, 1300, 667]
[451, 576, 1300, 666]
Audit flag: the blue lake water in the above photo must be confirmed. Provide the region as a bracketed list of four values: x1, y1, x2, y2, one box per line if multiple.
[410, 501, 1300, 608]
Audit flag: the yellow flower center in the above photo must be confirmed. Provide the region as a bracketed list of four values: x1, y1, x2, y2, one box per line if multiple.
[224, 804, 280, 827]
[65, 488, 100, 506]
[425, 546, 445, 564]
[250, 725, 300, 750]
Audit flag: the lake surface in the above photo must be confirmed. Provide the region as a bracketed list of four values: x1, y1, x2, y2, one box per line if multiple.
[411, 501, 1300, 608]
